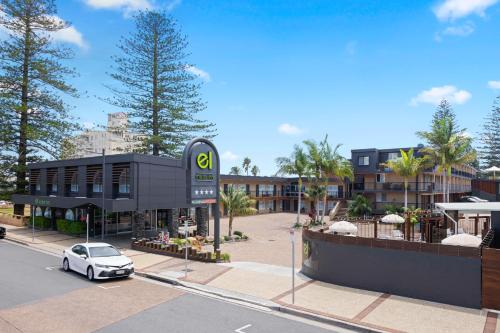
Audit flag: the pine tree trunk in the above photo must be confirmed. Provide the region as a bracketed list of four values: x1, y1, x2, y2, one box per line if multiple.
[152, 29, 159, 156]
[14, 20, 32, 216]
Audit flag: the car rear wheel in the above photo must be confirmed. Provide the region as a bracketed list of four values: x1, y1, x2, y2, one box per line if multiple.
[63, 258, 70, 272]
[87, 266, 94, 281]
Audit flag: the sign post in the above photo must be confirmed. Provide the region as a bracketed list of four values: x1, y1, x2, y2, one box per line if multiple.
[290, 227, 295, 304]
[183, 138, 220, 255]
[185, 218, 189, 278]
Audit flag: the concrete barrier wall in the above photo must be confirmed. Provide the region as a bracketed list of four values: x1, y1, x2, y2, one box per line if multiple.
[0, 213, 28, 227]
[302, 229, 482, 308]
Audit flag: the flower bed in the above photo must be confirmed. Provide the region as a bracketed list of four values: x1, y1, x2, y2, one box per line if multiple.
[131, 239, 230, 263]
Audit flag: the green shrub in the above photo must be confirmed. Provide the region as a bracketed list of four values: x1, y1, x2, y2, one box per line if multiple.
[233, 230, 243, 237]
[56, 219, 86, 235]
[242, 235, 249, 240]
[233, 235, 241, 240]
[28, 216, 51, 229]
[220, 253, 230, 262]
[223, 235, 231, 242]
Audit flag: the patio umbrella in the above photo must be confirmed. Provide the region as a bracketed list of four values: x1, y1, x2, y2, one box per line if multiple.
[441, 234, 481, 247]
[483, 166, 500, 179]
[381, 214, 405, 224]
[329, 221, 358, 234]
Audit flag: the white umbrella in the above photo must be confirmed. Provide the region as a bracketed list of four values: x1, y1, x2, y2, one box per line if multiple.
[381, 214, 405, 224]
[441, 234, 481, 247]
[329, 221, 358, 234]
[483, 166, 500, 179]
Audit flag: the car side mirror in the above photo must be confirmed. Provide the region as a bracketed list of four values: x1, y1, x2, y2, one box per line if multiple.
[80, 254, 87, 259]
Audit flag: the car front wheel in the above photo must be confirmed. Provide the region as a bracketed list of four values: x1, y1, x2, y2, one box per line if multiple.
[87, 266, 94, 281]
[63, 258, 70, 272]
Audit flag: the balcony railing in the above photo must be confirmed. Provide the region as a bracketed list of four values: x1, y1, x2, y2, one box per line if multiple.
[224, 190, 344, 199]
[353, 182, 471, 193]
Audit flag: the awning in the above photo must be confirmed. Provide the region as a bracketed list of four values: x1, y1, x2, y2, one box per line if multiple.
[435, 202, 500, 213]
[11, 194, 137, 212]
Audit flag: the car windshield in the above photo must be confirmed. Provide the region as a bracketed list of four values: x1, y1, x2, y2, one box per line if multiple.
[89, 246, 121, 257]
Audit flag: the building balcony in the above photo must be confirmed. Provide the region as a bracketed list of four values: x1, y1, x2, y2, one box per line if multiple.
[353, 182, 471, 193]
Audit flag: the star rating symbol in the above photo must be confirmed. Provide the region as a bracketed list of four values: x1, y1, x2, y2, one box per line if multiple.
[195, 190, 199, 195]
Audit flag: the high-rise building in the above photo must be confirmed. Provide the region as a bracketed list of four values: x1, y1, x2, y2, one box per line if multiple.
[70, 113, 144, 158]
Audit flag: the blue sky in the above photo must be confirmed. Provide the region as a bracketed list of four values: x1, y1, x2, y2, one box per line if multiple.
[37, 0, 500, 174]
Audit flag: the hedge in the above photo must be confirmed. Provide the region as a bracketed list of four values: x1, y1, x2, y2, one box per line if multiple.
[28, 216, 52, 229]
[56, 219, 86, 236]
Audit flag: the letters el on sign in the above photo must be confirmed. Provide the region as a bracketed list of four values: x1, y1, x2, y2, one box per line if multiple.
[196, 151, 213, 169]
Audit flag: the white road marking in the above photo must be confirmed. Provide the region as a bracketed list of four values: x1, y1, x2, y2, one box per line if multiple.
[45, 266, 56, 271]
[97, 285, 121, 290]
[235, 324, 252, 333]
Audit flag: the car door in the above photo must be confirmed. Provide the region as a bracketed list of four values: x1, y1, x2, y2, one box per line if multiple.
[69, 245, 85, 274]
[77, 246, 90, 273]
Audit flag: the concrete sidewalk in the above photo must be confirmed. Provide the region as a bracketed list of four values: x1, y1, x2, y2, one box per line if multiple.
[2, 223, 498, 333]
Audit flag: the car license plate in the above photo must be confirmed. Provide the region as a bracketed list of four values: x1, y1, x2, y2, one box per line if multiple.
[115, 270, 125, 275]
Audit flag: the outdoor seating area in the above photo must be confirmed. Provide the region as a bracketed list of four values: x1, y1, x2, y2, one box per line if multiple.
[325, 212, 491, 245]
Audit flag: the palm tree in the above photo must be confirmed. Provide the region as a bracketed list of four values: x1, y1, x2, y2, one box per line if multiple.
[384, 148, 429, 210]
[220, 187, 257, 237]
[242, 157, 251, 175]
[250, 165, 260, 176]
[303, 139, 326, 223]
[319, 138, 353, 223]
[229, 166, 242, 175]
[305, 184, 326, 223]
[443, 133, 476, 201]
[275, 145, 309, 225]
[347, 194, 372, 218]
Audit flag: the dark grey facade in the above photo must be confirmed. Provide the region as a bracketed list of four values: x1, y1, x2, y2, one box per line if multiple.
[302, 230, 482, 308]
[13, 153, 189, 212]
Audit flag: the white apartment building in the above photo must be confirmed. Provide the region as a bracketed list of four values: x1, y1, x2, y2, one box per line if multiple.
[70, 112, 144, 158]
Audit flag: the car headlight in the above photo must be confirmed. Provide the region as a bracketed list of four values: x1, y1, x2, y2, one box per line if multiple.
[95, 264, 110, 268]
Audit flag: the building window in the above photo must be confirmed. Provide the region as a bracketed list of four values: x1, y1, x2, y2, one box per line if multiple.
[51, 174, 58, 193]
[70, 173, 79, 193]
[376, 174, 385, 183]
[44, 209, 51, 218]
[388, 152, 399, 161]
[93, 170, 103, 193]
[119, 169, 130, 194]
[358, 156, 369, 166]
[327, 185, 338, 197]
[35, 207, 43, 216]
[376, 193, 387, 202]
[65, 209, 75, 221]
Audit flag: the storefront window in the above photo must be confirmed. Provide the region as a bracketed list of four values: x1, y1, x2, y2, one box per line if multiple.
[35, 207, 43, 216]
[44, 209, 51, 218]
[65, 209, 75, 221]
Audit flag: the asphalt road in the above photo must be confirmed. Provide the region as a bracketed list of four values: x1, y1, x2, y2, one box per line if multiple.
[0, 240, 353, 333]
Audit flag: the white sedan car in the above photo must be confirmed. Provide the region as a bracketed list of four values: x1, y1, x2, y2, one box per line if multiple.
[62, 243, 134, 281]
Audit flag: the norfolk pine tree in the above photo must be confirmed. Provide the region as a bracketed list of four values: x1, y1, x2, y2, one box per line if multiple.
[104, 11, 216, 157]
[0, 0, 79, 214]
[479, 97, 500, 169]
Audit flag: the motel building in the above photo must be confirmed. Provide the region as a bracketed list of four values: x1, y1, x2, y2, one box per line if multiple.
[12, 139, 222, 248]
[219, 175, 346, 216]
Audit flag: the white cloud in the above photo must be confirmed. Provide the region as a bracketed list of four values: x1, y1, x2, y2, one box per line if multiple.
[345, 40, 357, 55]
[0, 12, 87, 49]
[185, 65, 211, 82]
[435, 22, 475, 41]
[165, 0, 182, 11]
[221, 151, 239, 161]
[410, 85, 471, 106]
[433, 0, 498, 21]
[278, 123, 304, 135]
[49, 16, 88, 50]
[488, 80, 500, 89]
[84, 0, 152, 11]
